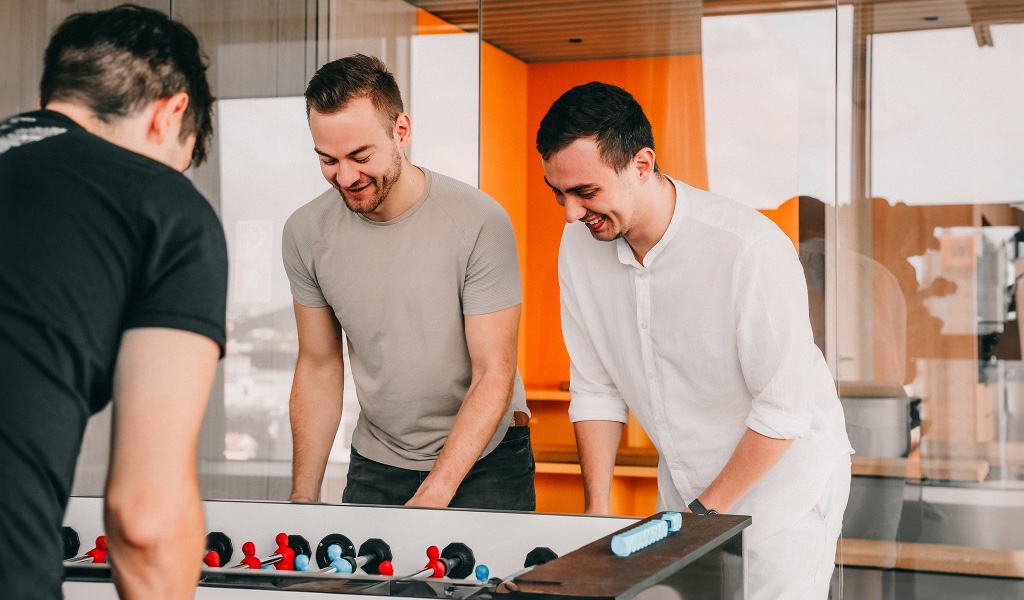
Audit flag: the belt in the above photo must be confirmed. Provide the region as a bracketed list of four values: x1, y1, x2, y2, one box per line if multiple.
[510, 411, 530, 428]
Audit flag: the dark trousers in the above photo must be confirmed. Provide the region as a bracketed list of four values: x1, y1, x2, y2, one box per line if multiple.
[342, 426, 536, 511]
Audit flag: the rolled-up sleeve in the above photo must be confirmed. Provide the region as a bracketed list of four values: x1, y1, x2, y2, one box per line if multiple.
[559, 234, 630, 424]
[734, 230, 817, 439]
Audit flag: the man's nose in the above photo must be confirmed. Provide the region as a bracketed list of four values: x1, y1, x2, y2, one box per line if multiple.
[334, 161, 360, 187]
[563, 195, 586, 224]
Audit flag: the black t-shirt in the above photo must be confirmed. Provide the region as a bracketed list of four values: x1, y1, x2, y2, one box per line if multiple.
[0, 110, 228, 598]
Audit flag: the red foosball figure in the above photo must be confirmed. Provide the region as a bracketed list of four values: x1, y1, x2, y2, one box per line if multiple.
[424, 545, 445, 578]
[240, 542, 262, 569]
[273, 533, 295, 570]
[203, 550, 220, 568]
[85, 536, 107, 564]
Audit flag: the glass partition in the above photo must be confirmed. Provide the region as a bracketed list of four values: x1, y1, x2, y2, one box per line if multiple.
[837, 15, 1024, 596]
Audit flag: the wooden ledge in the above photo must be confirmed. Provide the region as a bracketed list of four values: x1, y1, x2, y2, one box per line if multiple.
[534, 443, 658, 467]
[526, 387, 571, 402]
[923, 440, 1024, 466]
[839, 538, 1024, 579]
[852, 456, 989, 482]
[534, 444, 989, 482]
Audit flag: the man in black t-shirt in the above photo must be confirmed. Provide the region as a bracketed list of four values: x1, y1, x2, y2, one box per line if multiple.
[0, 6, 227, 599]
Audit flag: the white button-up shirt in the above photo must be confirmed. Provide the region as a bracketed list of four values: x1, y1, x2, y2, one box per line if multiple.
[559, 176, 853, 546]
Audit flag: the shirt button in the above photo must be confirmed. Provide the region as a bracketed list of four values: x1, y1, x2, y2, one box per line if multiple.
[641, 322, 648, 329]
[647, 372, 655, 379]
[638, 272, 647, 279]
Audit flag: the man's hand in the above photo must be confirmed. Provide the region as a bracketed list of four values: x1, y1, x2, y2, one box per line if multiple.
[405, 486, 452, 508]
[105, 328, 219, 600]
[289, 301, 346, 504]
[409, 305, 521, 507]
[574, 420, 624, 515]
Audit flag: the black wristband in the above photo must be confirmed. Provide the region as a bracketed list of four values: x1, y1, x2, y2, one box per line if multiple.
[688, 498, 717, 515]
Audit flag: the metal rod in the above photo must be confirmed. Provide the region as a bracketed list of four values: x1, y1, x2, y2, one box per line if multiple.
[230, 553, 283, 569]
[494, 565, 538, 593]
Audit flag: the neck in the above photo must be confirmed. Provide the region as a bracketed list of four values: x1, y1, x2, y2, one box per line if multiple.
[44, 101, 180, 170]
[44, 102, 115, 138]
[372, 159, 425, 222]
[625, 173, 676, 265]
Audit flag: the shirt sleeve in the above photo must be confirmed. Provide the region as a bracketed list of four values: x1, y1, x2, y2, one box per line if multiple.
[123, 172, 228, 355]
[559, 233, 629, 424]
[282, 209, 328, 308]
[735, 229, 820, 439]
[462, 203, 523, 315]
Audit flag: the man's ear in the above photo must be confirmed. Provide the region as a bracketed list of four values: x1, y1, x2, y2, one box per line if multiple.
[148, 92, 190, 145]
[633, 147, 657, 181]
[394, 112, 412, 149]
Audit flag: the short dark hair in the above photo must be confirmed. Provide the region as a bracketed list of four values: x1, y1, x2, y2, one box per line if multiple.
[40, 4, 215, 166]
[304, 54, 404, 133]
[536, 82, 658, 173]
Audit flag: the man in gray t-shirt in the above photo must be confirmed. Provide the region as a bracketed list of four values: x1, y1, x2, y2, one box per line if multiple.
[283, 54, 534, 510]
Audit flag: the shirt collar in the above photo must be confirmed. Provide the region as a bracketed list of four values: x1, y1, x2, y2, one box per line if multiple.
[615, 174, 687, 268]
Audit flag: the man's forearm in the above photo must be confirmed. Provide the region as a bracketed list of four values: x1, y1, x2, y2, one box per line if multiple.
[289, 358, 344, 502]
[410, 374, 513, 506]
[696, 428, 794, 513]
[574, 420, 623, 515]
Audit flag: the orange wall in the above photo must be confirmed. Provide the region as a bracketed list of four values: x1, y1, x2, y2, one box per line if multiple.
[418, 9, 798, 387]
[760, 196, 800, 251]
[416, 8, 463, 35]
[481, 43, 529, 371]
[524, 57, 709, 389]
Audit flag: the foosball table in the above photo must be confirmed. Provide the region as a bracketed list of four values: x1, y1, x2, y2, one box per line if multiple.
[62, 497, 750, 599]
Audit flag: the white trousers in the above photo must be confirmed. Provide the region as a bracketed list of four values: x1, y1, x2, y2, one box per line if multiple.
[747, 455, 852, 599]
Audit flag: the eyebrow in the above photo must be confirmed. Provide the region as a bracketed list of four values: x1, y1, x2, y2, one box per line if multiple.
[544, 176, 599, 195]
[314, 145, 372, 159]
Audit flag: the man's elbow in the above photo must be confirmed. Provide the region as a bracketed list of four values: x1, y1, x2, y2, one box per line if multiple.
[104, 487, 202, 553]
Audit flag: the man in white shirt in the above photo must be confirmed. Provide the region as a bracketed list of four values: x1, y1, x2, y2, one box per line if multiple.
[537, 82, 853, 599]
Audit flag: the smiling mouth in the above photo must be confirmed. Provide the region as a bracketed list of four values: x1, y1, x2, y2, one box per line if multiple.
[582, 215, 605, 231]
[346, 181, 372, 195]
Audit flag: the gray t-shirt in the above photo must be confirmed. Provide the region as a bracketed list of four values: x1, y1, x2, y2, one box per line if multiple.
[283, 168, 527, 470]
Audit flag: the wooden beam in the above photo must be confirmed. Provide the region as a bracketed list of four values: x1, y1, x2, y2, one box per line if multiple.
[839, 538, 1024, 578]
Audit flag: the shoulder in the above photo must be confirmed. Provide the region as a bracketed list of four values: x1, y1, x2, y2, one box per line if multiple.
[284, 186, 341, 245]
[677, 180, 782, 245]
[137, 174, 226, 262]
[422, 170, 514, 243]
[673, 182, 803, 279]
[0, 110, 73, 154]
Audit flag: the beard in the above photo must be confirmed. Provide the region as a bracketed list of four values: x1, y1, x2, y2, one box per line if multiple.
[338, 147, 404, 215]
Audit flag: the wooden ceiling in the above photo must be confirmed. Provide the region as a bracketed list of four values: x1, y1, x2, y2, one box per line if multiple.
[407, 0, 1024, 63]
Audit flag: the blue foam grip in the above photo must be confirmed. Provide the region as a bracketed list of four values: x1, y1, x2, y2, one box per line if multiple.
[294, 554, 316, 572]
[661, 511, 683, 532]
[610, 519, 670, 557]
[475, 564, 489, 581]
